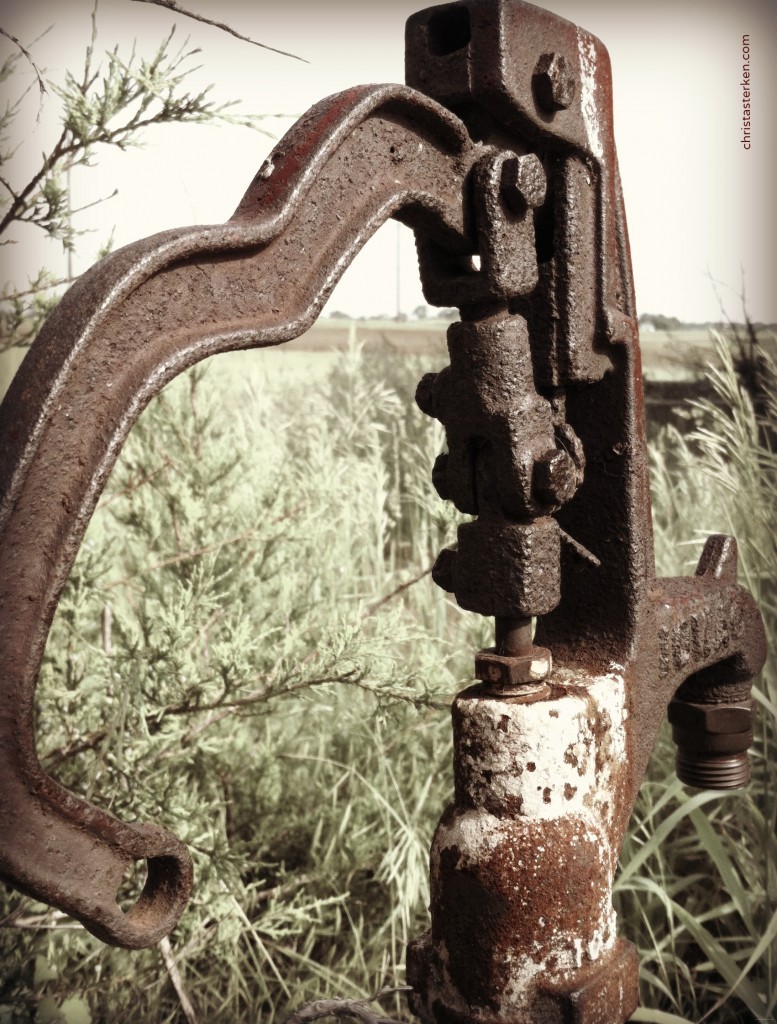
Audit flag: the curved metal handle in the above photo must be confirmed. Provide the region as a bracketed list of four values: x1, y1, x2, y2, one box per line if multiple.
[0, 83, 479, 947]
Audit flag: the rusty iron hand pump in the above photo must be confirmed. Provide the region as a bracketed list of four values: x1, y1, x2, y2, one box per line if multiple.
[0, 1, 766, 1020]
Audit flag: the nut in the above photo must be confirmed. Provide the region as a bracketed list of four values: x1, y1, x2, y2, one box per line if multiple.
[669, 699, 754, 766]
[475, 646, 552, 693]
[668, 699, 754, 735]
[533, 52, 576, 112]
[454, 516, 561, 618]
[533, 448, 578, 506]
[501, 153, 546, 212]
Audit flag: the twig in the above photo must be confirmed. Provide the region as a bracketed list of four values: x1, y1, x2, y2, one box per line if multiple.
[67, 187, 119, 217]
[1, 275, 75, 300]
[0, 27, 47, 119]
[0, 175, 18, 199]
[130, 0, 308, 63]
[98, 457, 175, 507]
[3, 920, 83, 931]
[177, 670, 359, 745]
[158, 936, 199, 1024]
[364, 563, 435, 617]
[105, 502, 306, 588]
[106, 525, 259, 589]
[102, 604, 113, 657]
[1, 909, 82, 931]
[43, 728, 108, 769]
[284, 987, 411, 1024]
[43, 665, 360, 769]
[347, 677, 447, 711]
[255, 873, 311, 905]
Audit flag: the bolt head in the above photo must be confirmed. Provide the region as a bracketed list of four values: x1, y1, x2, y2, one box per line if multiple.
[533, 449, 577, 506]
[533, 52, 576, 112]
[415, 372, 438, 418]
[501, 153, 546, 212]
[431, 452, 450, 500]
[431, 547, 456, 593]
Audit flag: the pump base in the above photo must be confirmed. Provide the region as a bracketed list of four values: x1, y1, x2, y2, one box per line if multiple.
[408, 933, 639, 1024]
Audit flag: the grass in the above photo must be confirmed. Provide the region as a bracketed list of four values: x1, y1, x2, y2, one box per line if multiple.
[0, 336, 774, 1023]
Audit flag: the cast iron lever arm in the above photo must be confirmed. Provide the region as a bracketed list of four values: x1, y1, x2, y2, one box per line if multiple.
[0, 83, 480, 949]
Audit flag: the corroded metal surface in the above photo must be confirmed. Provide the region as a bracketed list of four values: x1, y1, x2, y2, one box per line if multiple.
[0, 2, 767, 1020]
[407, 670, 638, 1023]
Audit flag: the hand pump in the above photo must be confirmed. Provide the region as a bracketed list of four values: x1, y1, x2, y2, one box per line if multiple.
[0, 3, 765, 1020]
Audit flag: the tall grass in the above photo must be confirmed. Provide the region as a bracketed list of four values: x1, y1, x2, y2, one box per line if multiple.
[0, 338, 774, 1023]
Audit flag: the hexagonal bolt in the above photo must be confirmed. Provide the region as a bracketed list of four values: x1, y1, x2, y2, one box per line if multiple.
[415, 372, 438, 418]
[533, 52, 576, 112]
[431, 452, 450, 501]
[533, 448, 578, 506]
[475, 646, 552, 698]
[501, 153, 547, 213]
[668, 698, 754, 735]
[669, 698, 754, 790]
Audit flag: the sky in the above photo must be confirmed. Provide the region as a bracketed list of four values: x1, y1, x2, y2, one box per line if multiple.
[0, 0, 775, 323]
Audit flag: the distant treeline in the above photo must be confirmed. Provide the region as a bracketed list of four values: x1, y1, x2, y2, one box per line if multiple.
[638, 313, 777, 332]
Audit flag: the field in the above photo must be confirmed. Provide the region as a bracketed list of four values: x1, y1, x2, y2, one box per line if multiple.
[0, 328, 775, 1024]
[6, 319, 776, 402]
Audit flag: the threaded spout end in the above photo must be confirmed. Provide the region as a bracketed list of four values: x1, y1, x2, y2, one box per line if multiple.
[675, 750, 751, 790]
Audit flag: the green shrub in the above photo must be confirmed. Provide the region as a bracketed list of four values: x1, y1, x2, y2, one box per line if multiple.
[0, 347, 470, 1023]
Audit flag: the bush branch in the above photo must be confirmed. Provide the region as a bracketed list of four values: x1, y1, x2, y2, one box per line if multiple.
[0, 27, 47, 115]
[364, 563, 435, 617]
[130, 0, 308, 63]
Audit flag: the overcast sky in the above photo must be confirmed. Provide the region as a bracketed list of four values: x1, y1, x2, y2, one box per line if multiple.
[1, 0, 775, 323]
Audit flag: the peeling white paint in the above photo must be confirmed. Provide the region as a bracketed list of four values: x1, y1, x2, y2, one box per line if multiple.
[434, 807, 503, 870]
[426, 667, 628, 1017]
[455, 667, 627, 831]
